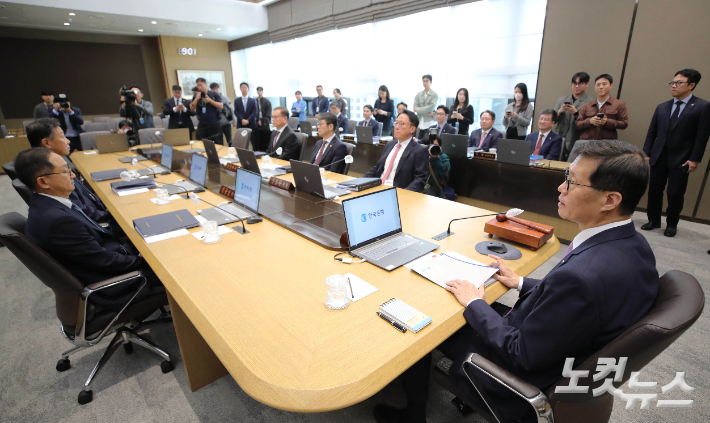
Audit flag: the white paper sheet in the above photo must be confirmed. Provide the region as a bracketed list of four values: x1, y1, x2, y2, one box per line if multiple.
[83, 150, 98, 155]
[191, 225, 234, 241]
[344, 273, 378, 302]
[117, 188, 149, 196]
[143, 229, 190, 244]
[322, 179, 337, 185]
[407, 251, 498, 289]
[149, 195, 182, 204]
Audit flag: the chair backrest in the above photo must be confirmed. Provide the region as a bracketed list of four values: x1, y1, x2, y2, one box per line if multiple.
[348, 119, 357, 134]
[3, 161, 17, 179]
[305, 117, 318, 128]
[343, 142, 355, 175]
[93, 117, 111, 123]
[79, 131, 111, 150]
[548, 270, 704, 408]
[108, 117, 123, 132]
[0, 212, 85, 326]
[1, 124, 10, 137]
[295, 132, 308, 161]
[232, 128, 252, 150]
[12, 179, 32, 206]
[153, 116, 163, 127]
[138, 127, 165, 145]
[23, 120, 33, 134]
[84, 122, 111, 132]
[288, 117, 299, 130]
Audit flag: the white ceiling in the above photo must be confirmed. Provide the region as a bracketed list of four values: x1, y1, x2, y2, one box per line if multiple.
[0, 0, 269, 40]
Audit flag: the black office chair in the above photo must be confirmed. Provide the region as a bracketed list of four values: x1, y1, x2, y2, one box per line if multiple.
[232, 127, 252, 150]
[295, 132, 308, 161]
[432, 270, 704, 423]
[3, 161, 16, 179]
[12, 179, 32, 206]
[0, 212, 174, 405]
[343, 142, 355, 175]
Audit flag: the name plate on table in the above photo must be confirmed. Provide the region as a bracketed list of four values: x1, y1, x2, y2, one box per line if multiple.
[225, 162, 240, 172]
[342, 134, 355, 142]
[219, 185, 235, 199]
[269, 177, 295, 191]
[474, 151, 496, 160]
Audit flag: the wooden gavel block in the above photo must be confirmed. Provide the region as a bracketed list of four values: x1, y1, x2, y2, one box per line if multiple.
[484, 218, 554, 250]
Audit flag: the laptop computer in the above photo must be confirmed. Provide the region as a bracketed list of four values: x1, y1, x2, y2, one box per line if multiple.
[96, 133, 130, 153]
[290, 160, 350, 200]
[342, 187, 438, 271]
[441, 134, 469, 158]
[137, 144, 173, 176]
[497, 138, 533, 166]
[236, 148, 285, 178]
[203, 139, 239, 164]
[162, 153, 207, 195]
[198, 167, 262, 224]
[355, 125, 375, 144]
[162, 128, 191, 146]
[299, 120, 315, 136]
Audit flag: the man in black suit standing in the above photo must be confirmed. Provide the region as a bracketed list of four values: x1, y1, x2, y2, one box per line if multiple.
[364, 110, 429, 192]
[266, 107, 300, 161]
[235, 82, 258, 149]
[467, 110, 502, 151]
[310, 112, 348, 173]
[373, 140, 658, 423]
[642, 69, 710, 237]
[163, 85, 195, 139]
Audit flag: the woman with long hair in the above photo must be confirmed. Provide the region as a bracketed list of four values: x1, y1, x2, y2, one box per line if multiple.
[503, 82, 534, 139]
[448, 88, 474, 135]
[373, 85, 395, 135]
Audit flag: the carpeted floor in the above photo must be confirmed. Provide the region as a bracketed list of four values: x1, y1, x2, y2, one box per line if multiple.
[1, 173, 708, 422]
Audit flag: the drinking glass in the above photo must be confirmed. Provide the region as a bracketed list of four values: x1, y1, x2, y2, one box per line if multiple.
[201, 220, 222, 244]
[324, 275, 350, 309]
[155, 188, 171, 205]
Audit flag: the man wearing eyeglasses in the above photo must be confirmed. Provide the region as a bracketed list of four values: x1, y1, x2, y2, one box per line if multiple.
[373, 140, 658, 423]
[15, 148, 161, 310]
[428, 105, 456, 136]
[641, 69, 710, 237]
[554, 72, 590, 160]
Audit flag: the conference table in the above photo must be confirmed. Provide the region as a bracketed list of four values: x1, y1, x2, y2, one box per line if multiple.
[71, 142, 559, 412]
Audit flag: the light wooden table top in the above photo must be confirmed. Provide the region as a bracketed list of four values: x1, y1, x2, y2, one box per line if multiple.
[71, 143, 560, 412]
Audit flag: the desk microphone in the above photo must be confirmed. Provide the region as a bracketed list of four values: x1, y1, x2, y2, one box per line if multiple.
[319, 154, 354, 168]
[432, 208, 524, 241]
[188, 193, 250, 235]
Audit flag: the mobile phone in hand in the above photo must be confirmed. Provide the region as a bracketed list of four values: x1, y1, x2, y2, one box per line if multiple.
[564, 101, 572, 105]
[681, 163, 690, 173]
[596, 113, 605, 118]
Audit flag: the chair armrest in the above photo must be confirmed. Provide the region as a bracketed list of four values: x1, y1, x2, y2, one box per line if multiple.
[85, 271, 142, 293]
[462, 353, 553, 423]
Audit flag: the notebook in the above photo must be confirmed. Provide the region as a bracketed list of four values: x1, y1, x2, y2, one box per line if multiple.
[379, 298, 432, 333]
[133, 209, 200, 238]
[91, 168, 128, 182]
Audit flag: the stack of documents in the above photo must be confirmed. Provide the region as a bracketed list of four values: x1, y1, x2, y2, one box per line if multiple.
[110, 179, 158, 195]
[133, 209, 199, 239]
[406, 251, 499, 289]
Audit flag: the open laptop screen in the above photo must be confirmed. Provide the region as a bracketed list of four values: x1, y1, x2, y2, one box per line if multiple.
[234, 168, 261, 213]
[189, 153, 208, 186]
[161, 144, 173, 169]
[342, 188, 402, 250]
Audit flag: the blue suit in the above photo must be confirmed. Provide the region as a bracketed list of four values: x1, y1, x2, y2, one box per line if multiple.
[309, 136, 348, 173]
[429, 123, 457, 136]
[526, 130, 562, 160]
[336, 114, 349, 135]
[312, 96, 329, 116]
[467, 127, 502, 151]
[358, 119, 380, 136]
[364, 140, 430, 192]
[235, 96, 258, 146]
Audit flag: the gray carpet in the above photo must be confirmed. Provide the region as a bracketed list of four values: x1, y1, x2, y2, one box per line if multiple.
[0, 173, 708, 422]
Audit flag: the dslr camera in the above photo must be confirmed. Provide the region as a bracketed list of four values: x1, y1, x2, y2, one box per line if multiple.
[421, 129, 442, 156]
[120, 86, 137, 104]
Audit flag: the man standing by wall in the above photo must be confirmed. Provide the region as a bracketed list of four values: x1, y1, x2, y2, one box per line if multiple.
[575, 74, 628, 141]
[256, 86, 273, 151]
[234, 82, 258, 149]
[49, 96, 84, 153]
[33, 90, 54, 120]
[119, 86, 154, 129]
[554, 72, 590, 160]
[163, 85, 195, 139]
[642, 69, 710, 237]
[210, 83, 234, 145]
[190, 78, 223, 144]
[413, 74, 438, 140]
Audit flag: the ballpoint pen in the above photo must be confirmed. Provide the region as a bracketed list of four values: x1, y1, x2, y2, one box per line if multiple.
[347, 276, 354, 299]
[376, 312, 407, 333]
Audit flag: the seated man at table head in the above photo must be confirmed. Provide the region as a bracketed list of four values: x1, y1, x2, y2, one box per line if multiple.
[329, 102, 348, 135]
[310, 112, 348, 173]
[15, 148, 162, 309]
[266, 107, 300, 161]
[364, 110, 430, 192]
[373, 140, 658, 423]
[358, 105, 380, 136]
[467, 110, 502, 151]
[26, 118, 111, 223]
[396, 102, 407, 116]
[527, 108, 563, 160]
[428, 105, 456, 136]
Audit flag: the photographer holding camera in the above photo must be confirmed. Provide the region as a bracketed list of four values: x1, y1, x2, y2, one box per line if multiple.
[422, 132, 453, 199]
[190, 77, 223, 143]
[119, 86, 154, 129]
[49, 95, 84, 153]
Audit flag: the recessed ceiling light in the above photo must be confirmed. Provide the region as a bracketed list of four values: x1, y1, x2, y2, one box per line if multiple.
[198, 34, 203, 36]
[138, 29, 144, 32]
[216, 28, 221, 31]
[64, 23, 70, 26]
[69, 13, 75, 16]
[151, 21, 157, 24]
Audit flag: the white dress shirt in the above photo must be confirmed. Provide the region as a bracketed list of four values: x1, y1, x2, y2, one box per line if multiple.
[382, 138, 411, 186]
[597, 96, 610, 110]
[39, 193, 72, 208]
[172, 97, 183, 112]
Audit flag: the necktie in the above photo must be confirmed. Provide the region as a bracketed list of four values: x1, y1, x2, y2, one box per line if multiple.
[381, 142, 402, 183]
[669, 100, 683, 129]
[72, 204, 106, 233]
[533, 133, 544, 155]
[438, 126, 443, 136]
[562, 242, 574, 258]
[243, 98, 247, 110]
[478, 131, 487, 148]
[314, 141, 328, 165]
[272, 131, 281, 149]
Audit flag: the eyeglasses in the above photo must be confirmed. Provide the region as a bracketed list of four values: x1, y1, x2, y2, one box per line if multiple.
[435, 112, 447, 116]
[564, 168, 602, 191]
[394, 121, 412, 128]
[38, 168, 73, 178]
[668, 81, 689, 87]
[572, 82, 586, 86]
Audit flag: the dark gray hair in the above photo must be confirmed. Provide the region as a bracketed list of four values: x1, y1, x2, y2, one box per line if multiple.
[26, 118, 60, 148]
[318, 112, 337, 130]
[574, 140, 649, 215]
[15, 148, 55, 191]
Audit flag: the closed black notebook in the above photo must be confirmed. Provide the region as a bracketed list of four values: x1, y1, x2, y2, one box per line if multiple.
[336, 177, 381, 191]
[91, 168, 127, 182]
[133, 209, 199, 238]
[110, 179, 158, 194]
[118, 155, 147, 163]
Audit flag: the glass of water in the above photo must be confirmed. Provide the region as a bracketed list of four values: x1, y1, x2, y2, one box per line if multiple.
[262, 155, 271, 166]
[201, 220, 222, 244]
[324, 275, 350, 309]
[227, 147, 236, 158]
[319, 167, 326, 183]
[155, 188, 170, 205]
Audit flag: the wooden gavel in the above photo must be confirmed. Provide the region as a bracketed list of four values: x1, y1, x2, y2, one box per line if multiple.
[496, 213, 551, 234]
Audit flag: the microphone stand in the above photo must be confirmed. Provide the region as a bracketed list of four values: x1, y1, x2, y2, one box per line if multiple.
[190, 195, 250, 235]
[432, 212, 503, 241]
[112, 152, 165, 178]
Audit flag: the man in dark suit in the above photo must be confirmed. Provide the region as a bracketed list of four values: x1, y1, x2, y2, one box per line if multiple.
[358, 105, 380, 136]
[162, 85, 195, 139]
[467, 110, 502, 151]
[266, 107, 301, 161]
[49, 97, 84, 153]
[310, 112, 348, 173]
[373, 140, 659, 423]
[312, 85, 329, 117]
[642, 69, 710, 237]
[428, 105, 456, 136]
[256, 86, 273, 151]
[526, 109, 563, 160]
[364, 110, 430, 192]
[15, 148, 160, 310]
[329, 102, 348, 135]
[234, 82, 258, 149]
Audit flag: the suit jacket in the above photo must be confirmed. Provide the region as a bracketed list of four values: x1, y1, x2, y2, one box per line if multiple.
[447, 223, 658, 421]
[358, 119, 380, 137]
[312, 96, 329, 115]
[526, 130, 563, 160]
[50, 107, 85, 136]
[429, 123, 457, 136]
[162, 97, 195, 131]
[257, 97, 273, 130]
[234, 97, 258, 129]
[413, 89, 438, 128]
[337, 114, 349, 134]
[309, 136, 348, 173]
[643, 95, 710, 167]
[266, 125, 300, 161]
[70, 181, 111, 223]
[364, 140, 430, 192]
[467, 127, 502, 150]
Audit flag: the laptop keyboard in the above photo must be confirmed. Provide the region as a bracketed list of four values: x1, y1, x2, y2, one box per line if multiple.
[359, 235, 418, 261]
[220, 204, 251, 219]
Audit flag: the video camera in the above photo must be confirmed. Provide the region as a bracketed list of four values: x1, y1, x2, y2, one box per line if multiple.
[120, 86, 138, 104]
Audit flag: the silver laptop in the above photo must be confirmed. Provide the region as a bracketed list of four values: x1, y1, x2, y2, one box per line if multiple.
[162, 153, 207, 195]
[96, 133, 129, 153]
[299, 120, 314, 136]
[236, 148, 285, 178]
[203, 139, 238, 164]
[290, 160, 350, 200]
[355, 125, 374, 144]
[163, 128, 191, 146]
[497, 138, 533, 166]
[441, 134, 469, 158]
[342, 187, 438, 271]
[198, 167, 261, 224]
